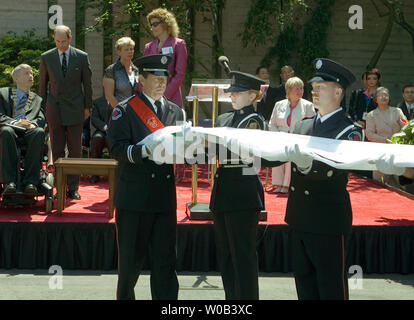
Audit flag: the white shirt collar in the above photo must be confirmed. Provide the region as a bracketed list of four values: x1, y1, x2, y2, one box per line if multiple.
[58, 46, 70, 56]
[58, 46, 70, 64]
[406, 101, 414, 109]
[317, 107, 342, 123]
[16, 88, 29, 100]
[142, 92, 164, 112]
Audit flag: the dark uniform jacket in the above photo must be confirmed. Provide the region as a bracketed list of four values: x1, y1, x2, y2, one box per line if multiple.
[284, 109, 363, 235]
[0, 87, 45, 128]
[90, 96, 112, 138]
[210, 105, 266, 214]
[39, 46, 93, 128]
[107, 93, 185, 213]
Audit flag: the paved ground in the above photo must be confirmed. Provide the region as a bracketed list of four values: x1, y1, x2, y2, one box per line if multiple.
[0, 269, 413, 300]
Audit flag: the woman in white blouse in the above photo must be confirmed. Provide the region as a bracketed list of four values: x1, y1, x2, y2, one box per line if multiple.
[268, 77, 315, 193]
[366, 87, 406, 182]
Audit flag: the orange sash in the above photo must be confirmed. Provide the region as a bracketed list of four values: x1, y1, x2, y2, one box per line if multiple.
[128, 96, 165, 133]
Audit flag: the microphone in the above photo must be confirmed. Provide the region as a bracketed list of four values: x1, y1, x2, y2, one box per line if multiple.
[218, 56, 231, 74]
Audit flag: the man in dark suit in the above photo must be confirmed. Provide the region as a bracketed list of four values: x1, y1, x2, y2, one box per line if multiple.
[39, 25, 92, 199]
[89, 96, 113, 183]
[0, 64, 45, 195]
[397, 84, 414, 120]
[257, 65, 295, 121]
[281, 58, 363, 300]
[107, 54, 185, 300]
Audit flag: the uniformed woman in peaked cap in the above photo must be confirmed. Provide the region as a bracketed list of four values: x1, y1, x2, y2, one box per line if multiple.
[210, 71, 266, 300]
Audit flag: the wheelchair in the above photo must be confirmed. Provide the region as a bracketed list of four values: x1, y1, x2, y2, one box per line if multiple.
[0, 132, 54, 214]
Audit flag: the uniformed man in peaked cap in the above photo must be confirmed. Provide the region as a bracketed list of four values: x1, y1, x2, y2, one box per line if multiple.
[281, 58, 363, 300]
[210, 71, 266, 300]
[107, 54, 185, 300]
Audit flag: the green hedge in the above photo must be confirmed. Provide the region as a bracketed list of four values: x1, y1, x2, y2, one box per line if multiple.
[0, 30, 54, 92]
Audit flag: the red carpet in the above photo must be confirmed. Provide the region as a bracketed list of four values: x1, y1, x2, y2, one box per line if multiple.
[1, 166, 414, 226]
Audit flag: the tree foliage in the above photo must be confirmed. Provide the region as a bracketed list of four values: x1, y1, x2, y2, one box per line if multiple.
[0, 30, 54, 92]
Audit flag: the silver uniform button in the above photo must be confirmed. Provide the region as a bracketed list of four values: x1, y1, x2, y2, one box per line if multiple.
[167, 174, 171, 179]
[215, 174, 219, 178]
[292, 167, 297, 172]
[327, 170, 333, 177]
[151, 173, 155, 178]
[290, 186, 295, 191]
[304, 190, 310, 195]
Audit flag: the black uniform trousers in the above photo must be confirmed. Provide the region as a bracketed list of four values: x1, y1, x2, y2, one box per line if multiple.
[115, 208, 179, 300]
[213, 210, 259, 300]
[291, 229, 350, 300]
[0, 126, 45, 185]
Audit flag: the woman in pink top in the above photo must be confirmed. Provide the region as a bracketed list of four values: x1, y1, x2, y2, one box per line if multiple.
[144, 8, 187, 107]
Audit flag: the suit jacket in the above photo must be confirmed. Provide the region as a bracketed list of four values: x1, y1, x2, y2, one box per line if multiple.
[90, 96, 112, 138]
[269, 98, 315, 133]
[143, 36, 187, 107]
[0, 87, 45, 128]
[257, 84, 286, 121]
[348, 89, 376, 122]
[39, 46, 93, 128]
[397, 101, 414, 120]
[107, 93, 185, 212]
[209, 105, 266, 214]
[282, 110, 363, 235]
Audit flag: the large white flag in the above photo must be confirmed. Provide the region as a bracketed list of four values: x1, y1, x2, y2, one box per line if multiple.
[138, 125, 414, 170]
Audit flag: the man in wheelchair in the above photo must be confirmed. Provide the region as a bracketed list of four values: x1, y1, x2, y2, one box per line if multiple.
[0, 64, 46, 197]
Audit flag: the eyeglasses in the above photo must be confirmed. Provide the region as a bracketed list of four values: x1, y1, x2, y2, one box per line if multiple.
[150, 21, 161, 28]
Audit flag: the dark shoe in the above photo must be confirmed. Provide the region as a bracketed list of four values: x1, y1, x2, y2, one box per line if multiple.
[67, 190, 81, 200]
[3, 182, 17, 195]
[24, 184, 38, 195]
[90, 175, 100, 184]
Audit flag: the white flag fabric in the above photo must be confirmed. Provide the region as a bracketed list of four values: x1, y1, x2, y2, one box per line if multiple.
[138, 125, 414, 170]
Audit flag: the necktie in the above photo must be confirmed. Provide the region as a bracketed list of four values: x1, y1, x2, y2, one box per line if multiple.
[154, 100, 162, 120]
[62, 52, 67, 77]
[286, 104, 296, 127]
[314, 117, 322, 129]
[15, 93, 28, 116]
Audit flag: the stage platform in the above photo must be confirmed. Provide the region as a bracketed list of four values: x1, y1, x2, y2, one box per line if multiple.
[0, 166, 413, 273]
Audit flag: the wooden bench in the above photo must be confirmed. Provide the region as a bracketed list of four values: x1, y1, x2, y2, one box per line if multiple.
[54, 158, 118, 217]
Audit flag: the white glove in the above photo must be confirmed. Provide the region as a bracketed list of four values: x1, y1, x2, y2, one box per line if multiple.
[285, 144, 313, 170]
[376, 154, 405, 176]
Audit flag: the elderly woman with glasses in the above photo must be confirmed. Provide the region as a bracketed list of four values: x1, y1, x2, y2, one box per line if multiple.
[366, 86, 407, 182]
[143, 8, 187, 108]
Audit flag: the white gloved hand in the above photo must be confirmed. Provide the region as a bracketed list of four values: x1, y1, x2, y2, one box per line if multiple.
[285, 144, 313, 170]
[376, 154, 405, 176]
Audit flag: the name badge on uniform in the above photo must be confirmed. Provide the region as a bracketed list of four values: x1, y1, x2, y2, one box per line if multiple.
[362, 112, 368, 120]
[162, 46, 173, 54]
